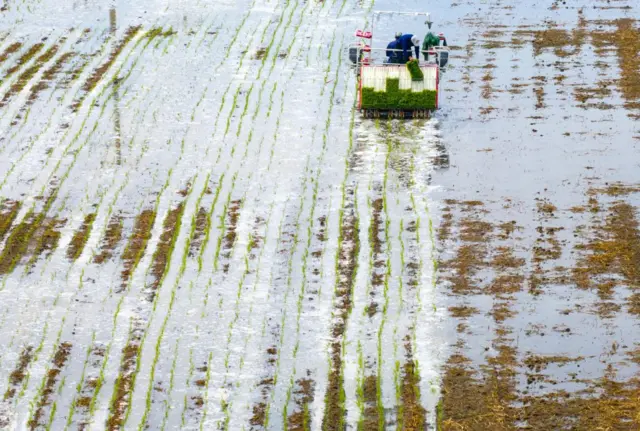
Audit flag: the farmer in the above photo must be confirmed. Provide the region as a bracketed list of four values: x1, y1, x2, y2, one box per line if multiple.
[385, 32, 403, 63]
[422, 19, 447, 61]
[396, 33, 421, 63]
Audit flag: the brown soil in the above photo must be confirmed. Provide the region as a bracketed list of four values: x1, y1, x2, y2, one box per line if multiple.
[0, 42, 22, 64]
[250, 402, 266, 426]
[1, 43, 44, 83]
[0, 44, 58, 107]
[27, 51, 74, 105]
[249, 347, 279, 427]
[254, 47, 267, 60]
[28, 342, 72, 430]
[148, 203, 185, 301]
[60, 54, 91, 89]
[188, 207, 209, 257]
[523, 354, 584, 372]
[4, 346, 34, 400]
[370, 198, 383, 255]
[94, 214, 123, 264]
[287, 375, 316, 431]
[221, 200, 242, 271]
[120, 209, 156, 290]
[438, 181, 640, 428]
[29, 217, 66, 264]
[192, 395, 204, 408]
[448, 305, 479, 319]
[322, 192, 359, 431]
[76, 396, 92, 408]
[437, 207, 453, 242]
[67, 213, 96, 261]
[440, 340, 518, 430]
[0, 197, 66, 274]
[369, 197, 385, 314]
[73, 26, 141, 110]
[610, 20, 640, 110]
[573, 196, 640, 314]
[442, 243, 487, 295]
[106, 334, 141, 431]
[362, 375, 380, 429]
[0, 199, 21, 242]
[398, 341, 426, 431]
[0, 202, 50, 275]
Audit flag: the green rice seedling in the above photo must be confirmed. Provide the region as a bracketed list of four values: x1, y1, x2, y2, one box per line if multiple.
[406, 59, 424, 81]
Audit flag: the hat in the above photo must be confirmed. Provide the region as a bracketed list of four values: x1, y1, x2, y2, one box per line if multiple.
[395, 32, 402, 39]
[411, 35, 420, 45]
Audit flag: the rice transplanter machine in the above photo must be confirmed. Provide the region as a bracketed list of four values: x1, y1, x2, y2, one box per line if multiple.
[349, 11, 450, 118]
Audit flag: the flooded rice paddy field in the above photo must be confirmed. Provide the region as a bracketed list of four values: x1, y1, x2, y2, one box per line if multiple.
[0, 0, 638, 429]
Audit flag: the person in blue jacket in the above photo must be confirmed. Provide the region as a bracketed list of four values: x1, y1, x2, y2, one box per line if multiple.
[397, 34, 421, 63]
[385, 32, 402, 63]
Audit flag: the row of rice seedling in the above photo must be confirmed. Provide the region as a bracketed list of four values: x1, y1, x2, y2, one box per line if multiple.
[25, 341, 72, 430]
[0, 34, 65, 130]
[0, 41, 23, 66]
[0, 41, 46, 87]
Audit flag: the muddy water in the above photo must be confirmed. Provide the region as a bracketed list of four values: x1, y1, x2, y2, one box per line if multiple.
[424, 0, 640, 428]
[0, 0, 638, 429]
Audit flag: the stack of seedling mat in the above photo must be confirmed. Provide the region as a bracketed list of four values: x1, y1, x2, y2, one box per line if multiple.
[360, 63, 438, 110]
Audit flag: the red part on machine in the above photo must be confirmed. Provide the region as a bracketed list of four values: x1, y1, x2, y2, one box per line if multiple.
[355, 30, 372, 39]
